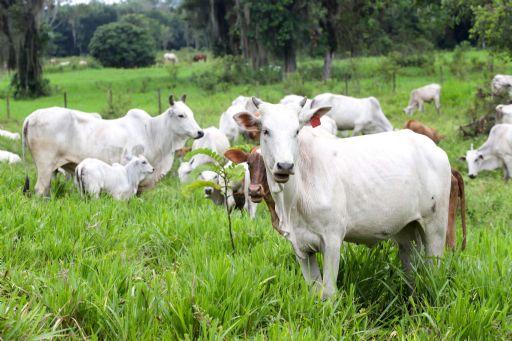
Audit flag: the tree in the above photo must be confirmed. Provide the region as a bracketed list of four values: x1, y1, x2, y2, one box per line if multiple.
[89, 22, 156, 68]
[471, 0, 512, 56]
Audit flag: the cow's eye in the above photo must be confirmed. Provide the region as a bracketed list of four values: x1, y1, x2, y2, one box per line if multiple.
[295, 129, 300, 136]
[142, 161, 147, 164]
[263, 129, 270, 136]
[178, 114, 185, 118]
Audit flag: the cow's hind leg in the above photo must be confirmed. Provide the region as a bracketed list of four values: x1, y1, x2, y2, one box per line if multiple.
[34, 165, 54, 197]
[395, 221, 423, 293]
[435, 95, 441, 114]
[297, 253, 322, 287]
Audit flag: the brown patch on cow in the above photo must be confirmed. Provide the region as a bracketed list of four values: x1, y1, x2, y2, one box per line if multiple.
[404, 120, 444, 144]
[175, 147, 192, 158]
[446, 169, 467, 251]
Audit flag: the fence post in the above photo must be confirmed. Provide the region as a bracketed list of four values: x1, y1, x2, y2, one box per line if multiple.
[157, 88, 162, 114]
[63, 91, 68, 108]
[6, 94, 10, 119]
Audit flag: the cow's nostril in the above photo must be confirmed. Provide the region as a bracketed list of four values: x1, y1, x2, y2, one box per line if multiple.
[196, 130, 204, 139]
[276, 162, 294, 171]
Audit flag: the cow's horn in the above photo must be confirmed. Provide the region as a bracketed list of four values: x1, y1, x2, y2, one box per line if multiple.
[299, 97, 307, 108]
[180, 94, 187, 103]
[169, 95, 175, 106]
[252, 97, 262, 108]
[470, 143, 474, 150]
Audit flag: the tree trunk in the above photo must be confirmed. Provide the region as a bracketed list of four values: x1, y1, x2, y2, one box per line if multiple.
[322, 50, 334, 81]
[283, 44, 296, 73]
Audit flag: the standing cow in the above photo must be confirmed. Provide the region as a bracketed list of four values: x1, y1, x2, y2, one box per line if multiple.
[404, 83, 441, 115]
[23, 95, 203, 196]
[164, 53, 179, 64]
[234, 97, 451, 299]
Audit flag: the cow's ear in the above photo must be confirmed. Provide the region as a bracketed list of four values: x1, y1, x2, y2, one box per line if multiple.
[224, 149, 248, 164]
[180, 94, 187, 103]
[233, 112, 261, 132]
[300, 106, 331, 128]
[169, 95, 175, 106]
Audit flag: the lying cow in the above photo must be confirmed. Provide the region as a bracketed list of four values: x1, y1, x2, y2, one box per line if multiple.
[311, 93, 393, 135]
[491, 74, 512, 97]
[0, 150, 21, 164]
[404, 119, 444, 144]
[404, 83, 441, 115]
[219, 96, 259, 142]
[280, 95, 338, 135]
[23, 95, 203, 196]
[234, 97, 451, 299]
[461, 124, 512, 181]
[0, 129, 20, 140]
[496, 104, 512, 124]
[178, 126, 230, 183]
[75, 155, 154, 200]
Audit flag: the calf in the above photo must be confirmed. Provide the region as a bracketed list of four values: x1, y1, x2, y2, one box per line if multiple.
[496, 104, 512, 124]
[461, 124, 512, 181]
[0, 150, 21, 164]
[404, 83, 441, 115]
[404, 119, 444, 144]
[446, 170, 467, 250]
[75, 155, 154, 200]
[225, 147, 281, 234]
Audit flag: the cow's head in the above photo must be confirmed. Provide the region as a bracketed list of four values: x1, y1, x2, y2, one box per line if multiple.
[460, 144, 485, 179]
[168, 94, 204, 139]
[127, 155, 155, 181]
[403, 105, 415, 116]
[225, 147, 267, 203]
[233, 97, 331, 184]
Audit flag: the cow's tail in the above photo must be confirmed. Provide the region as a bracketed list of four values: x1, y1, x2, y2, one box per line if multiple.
[75, 166, 85, 196]
[22, 119, 30, 194]
[452, 170, 467, 250]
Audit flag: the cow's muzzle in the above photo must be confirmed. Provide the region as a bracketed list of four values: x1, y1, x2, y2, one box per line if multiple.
[195, 130, 205, 139]
[469, 174, 476, 179]
[273, 162, 294, 183]
[249, 184, 264, 203]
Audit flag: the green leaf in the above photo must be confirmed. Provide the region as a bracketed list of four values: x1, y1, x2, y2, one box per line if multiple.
[182, 180, 221, 196]
[184, 148, 226, 165]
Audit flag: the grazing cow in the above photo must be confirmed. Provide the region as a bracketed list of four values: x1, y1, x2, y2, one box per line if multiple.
[0, 150, 21, 164]
[491, 74, 512, 97]
[446, 170, 467, 251]
[234, 97, 451, 299]
[219, 96, 259, 142]
[311, 93, 393, 135]
[0, 129, 20, 140]
[404, 120, 444, 144]
[163, 53, 179, 64]
[75, 155, 154, 200]
[59, 61, 70, 66]
[404, 83, 441, 115]
[193, 53, 207, 62]
[178, 126, 230, 183]
[78, 60, 88, 66]
[461, 124, 512, 181]
[23, 95, 203, 196]
[279, 95, 338, 135]
[225, 147, 281, 235]
[496, 104, 512, 124]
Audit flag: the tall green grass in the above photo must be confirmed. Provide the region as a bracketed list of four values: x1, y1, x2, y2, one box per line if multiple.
[0, 50, 511, 338]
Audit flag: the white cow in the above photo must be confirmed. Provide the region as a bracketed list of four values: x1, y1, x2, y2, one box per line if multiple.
[491, 74, 512, 97]
[23, 95, 203, 196]
[164, 53, 179, 64]
[233, 97, 450, 299]
[219, 96, 259, 142]
[461, 124, 512, 180]
[0, 129, 20, 140]
[79, 60, 88, 66]
[178, 126, 230, 183]
[59, 61, 70, 66]
[311, 93, 393, 135]
[404, 83, 441, 115]
[0, 150, 21, 164]
[75, 155, 154, 200]
[279, 95, 337, 135]
[496, 104, 512, 124]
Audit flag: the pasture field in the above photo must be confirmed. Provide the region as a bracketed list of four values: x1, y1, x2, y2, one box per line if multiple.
[0, 51, 511, 339]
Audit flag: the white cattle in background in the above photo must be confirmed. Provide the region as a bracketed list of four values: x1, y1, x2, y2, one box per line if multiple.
[496, 104, 512, 124]
[492, 74, 512, 97]
[0, 129, 20, 140]
[461, 124, 512, 181]
[164, 53, 179, 64]
[178, 126, 230, 183]
[75, 155, 154, 200]
[311, 93, 393, 135]
[59, 61, 70, 66]
[23, 95, 203, 196]
[279, 95, 338, 135]
[0, 150, 21, 164]
[404, 83, 441, 115]
[79, 60, 88, 66]
[219, 96, 259, 141]
[233, 97, 450, 299]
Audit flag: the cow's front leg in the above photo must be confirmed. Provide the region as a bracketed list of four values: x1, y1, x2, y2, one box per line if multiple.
[297, 253, 321, 286]
[321, 235, 342, 299]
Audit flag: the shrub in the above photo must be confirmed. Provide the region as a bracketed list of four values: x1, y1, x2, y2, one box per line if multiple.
[89, 22, 155, 68]
[449, 42, 471, 79]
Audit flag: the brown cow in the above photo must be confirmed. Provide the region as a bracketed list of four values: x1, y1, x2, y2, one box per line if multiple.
[193, 53, 207, 62]
[446, 169, 467, 250]
[404, 119, 444, 144]
[225, 147, 282, 235]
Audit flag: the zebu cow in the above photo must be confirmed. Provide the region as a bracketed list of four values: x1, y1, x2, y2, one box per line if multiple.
[404, 120, 444, 144]
[178, 126, 230, 183]
[219, 96, 259, 142]
[311, 93, 393, 135]
[496, 104, 512, 124]
[234, 97, 451, 298]
[461, 124, 512, 181]
[491, 75, 512, 97]
[164, 53, 178, 64]
[23, 95, 203, 196]
[404, 83, 441, 115]
[280, 95, 338, 135]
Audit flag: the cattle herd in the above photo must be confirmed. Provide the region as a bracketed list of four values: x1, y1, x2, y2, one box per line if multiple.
[0, 73, 511, 298]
